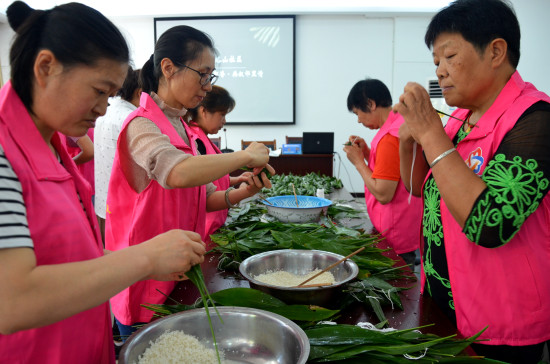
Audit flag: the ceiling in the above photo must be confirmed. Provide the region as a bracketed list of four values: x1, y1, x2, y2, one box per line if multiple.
[0, 0, 452, 18]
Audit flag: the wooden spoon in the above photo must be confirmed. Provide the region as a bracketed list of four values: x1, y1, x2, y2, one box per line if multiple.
[295, 246, 365, 287]
[291, 183, 299, 207]
[257, 194, 273, 205]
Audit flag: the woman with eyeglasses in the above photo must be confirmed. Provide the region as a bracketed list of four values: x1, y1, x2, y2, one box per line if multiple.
[184, 85, 254, 247]
[105, 25, 275, 339]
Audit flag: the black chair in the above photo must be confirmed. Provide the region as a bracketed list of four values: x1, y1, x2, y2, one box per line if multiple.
[241, 139, 277, 151]
[285, 135, 303, 145]
[209, 137, 221, 148]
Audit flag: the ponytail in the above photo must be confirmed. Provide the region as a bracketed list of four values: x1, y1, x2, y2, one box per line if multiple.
[7, 1, 129, 111]
[140, 25, 216, 96]
[139, 54, 159, 94]
[7, 2, 50, 109]
[7, 1, 38, 32]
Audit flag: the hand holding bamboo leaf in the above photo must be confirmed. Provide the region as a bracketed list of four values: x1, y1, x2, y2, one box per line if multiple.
[141, 229, 206, 281]
[185, 264, 223, 363]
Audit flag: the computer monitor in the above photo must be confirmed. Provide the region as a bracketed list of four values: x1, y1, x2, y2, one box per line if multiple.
[302, 132, 334, 154]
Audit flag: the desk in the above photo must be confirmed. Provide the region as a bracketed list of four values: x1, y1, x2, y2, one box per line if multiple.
[169, 248, 463, 345]
[169, 188, 460, 341]
[267, 154, 333, 177]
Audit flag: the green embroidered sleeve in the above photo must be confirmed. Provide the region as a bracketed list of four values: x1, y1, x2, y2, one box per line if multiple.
[463, 103, 550, 247]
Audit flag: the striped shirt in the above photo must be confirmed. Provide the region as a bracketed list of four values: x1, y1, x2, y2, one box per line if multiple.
[0, 144, 33, 249]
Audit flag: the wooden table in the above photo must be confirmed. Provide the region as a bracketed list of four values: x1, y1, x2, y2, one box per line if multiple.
[167, 187, 471, 356]
[169, 249, 459, 340]
[170, 188, 459, 339]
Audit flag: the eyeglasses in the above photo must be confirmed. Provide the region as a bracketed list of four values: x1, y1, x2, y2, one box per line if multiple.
[181, 65, 218, 86]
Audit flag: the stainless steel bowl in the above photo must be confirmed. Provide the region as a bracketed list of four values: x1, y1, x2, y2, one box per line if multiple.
[119, 306, 310, 364]
[239, 249, 359, 307]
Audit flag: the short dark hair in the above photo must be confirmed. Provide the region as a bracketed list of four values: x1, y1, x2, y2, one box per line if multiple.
[347, 78, 392, 113]
[425, 0, 520, 68]
[117, 66, 140, 102]
[140, 25, 216, 94]
[7, 1, 129, 111]
[186, 85, 235, 122]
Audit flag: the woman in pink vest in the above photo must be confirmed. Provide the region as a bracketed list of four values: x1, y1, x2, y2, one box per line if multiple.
[60, 129, 95, 193]
[343, 78, 422, 269]
[396, 0, 550, 362]
[105, 25, 274, 339]
[185, 85, 254, 247]
[0, 2, 207, 363]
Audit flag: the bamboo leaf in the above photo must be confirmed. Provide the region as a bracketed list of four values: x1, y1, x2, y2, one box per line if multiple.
[140, 303, 195, 317]
[306, 325, 403, 346]
[367, 290, 386, 324]
[209, 188, 416, 328]
[186, 265, 222, 363]
[308, 344, 358, 361]
[210, 287, 286, 309]
[320, 335, 456, 359]
[428, 326, 489, 356]
[305, 325, 497, 363]
[270, 305, 339, 322]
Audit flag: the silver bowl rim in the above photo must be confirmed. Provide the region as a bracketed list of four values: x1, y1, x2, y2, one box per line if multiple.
[239, 249, 360, 291]
[119, 306, 311, 364]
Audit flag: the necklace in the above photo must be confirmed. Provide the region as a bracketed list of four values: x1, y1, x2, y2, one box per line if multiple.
[436, 109, 477, 132]
[464, 114, 475, 133]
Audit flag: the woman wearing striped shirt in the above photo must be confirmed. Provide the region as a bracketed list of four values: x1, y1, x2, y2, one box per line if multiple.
[0, 2, 206, 363]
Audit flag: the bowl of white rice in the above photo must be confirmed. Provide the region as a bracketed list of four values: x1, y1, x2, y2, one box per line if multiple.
[119, 306, 310, 364]
[239, 249, 359, 307]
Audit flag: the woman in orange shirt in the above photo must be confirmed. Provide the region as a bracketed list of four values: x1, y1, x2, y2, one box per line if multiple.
[344, 78, 422, 268]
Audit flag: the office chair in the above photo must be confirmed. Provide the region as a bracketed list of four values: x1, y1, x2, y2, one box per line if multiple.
[241, 139, 277, 151]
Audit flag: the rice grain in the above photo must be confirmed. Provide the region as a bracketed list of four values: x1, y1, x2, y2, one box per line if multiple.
[254, 269, 335, 287]
[136, 330, 222, 364]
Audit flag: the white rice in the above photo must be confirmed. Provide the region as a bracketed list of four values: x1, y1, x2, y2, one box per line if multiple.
[136, 330, 223, 364]
[254, 269, 335, 287]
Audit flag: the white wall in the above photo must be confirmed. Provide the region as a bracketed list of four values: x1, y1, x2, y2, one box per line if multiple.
[1, 0, 549, 193]
[0, 20, 11, 85]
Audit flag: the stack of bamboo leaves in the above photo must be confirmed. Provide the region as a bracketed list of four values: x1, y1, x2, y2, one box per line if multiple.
[142, 196, 504, 362]
[261, 172, 344, 197]
[144, 288, 504, 363]
[209, 201, 412, 324]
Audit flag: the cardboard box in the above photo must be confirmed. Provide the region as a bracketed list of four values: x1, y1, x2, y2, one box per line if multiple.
[281, 144, 302, 155]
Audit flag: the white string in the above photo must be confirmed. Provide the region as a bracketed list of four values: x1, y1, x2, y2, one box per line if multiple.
[323, 321, 430, 359]
[408, 141, 417, 204]
[317, 321, 337, 325]
[355, 321, 396, 333]
[403, 348, 428, 360]
[356, 280, 394, 309]
[381, 288, 395, 310]
[334, 151, 359, 194]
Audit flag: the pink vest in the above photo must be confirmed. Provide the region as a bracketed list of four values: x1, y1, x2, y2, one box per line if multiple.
[0, 82, 113, 363]
[60, 128, 95, 193]
[106, 93, 206, 325]
[365, 111, 423, 254]
[188, 124, 230, 241]
[423, 72, 550, 345]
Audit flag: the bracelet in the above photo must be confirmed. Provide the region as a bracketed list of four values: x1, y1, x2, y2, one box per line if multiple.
[429, 147, 456, 169]
[225, 187, 237, 208]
